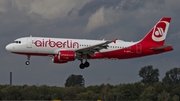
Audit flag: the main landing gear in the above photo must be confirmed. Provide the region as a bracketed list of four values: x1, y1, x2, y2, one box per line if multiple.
[79, 59, 90, 69]
[25, 55, 30, 65]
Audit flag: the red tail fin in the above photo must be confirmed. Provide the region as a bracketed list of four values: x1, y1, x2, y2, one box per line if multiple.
[139, 17, 171, 46]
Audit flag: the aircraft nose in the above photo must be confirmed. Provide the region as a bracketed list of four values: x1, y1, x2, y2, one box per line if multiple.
[5, 44, 13, 52]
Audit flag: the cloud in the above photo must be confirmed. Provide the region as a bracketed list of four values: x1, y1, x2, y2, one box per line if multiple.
[0, 0, 13, 12]
[170, 31, 180, 39]
[14, 0, 92, 20]
[84, 0, 175, 33]
[84, 6, 123, 33]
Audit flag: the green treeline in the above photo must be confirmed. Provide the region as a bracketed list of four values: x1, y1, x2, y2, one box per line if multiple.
[0, 66, 180, 101]
[0, 83, 180, 100]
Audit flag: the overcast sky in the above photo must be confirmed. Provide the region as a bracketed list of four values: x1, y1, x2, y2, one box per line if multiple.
[0, 0, 180, 87]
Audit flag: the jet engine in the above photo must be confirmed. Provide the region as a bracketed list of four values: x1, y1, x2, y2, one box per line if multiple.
[52, 50, 76, 64]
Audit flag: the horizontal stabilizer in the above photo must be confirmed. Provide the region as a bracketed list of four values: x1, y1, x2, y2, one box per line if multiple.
[151, 45, 172, 50]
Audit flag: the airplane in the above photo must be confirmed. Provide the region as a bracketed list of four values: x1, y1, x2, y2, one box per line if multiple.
[6, 17, 173, 69]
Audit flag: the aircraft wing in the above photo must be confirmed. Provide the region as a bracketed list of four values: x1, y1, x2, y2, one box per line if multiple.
[75, 39, 117, 56]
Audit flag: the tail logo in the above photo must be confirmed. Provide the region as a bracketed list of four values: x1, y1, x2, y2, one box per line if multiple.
[152, 21, 169, 42]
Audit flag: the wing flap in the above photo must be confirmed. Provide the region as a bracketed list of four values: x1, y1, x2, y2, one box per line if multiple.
[75, 39, 117, 56]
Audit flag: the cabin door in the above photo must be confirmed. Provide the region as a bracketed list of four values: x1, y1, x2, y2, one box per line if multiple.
[26, 38, 32, 48]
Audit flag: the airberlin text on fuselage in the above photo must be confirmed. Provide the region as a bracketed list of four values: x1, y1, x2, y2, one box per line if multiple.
[34, 39, 79, 48]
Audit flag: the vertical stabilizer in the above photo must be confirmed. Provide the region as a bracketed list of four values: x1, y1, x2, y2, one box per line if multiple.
[139, 17, 171, 46]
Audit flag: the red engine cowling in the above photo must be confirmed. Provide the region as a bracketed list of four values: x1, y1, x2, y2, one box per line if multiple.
[52, 55, 68, 64]
[52, 50, 76, 64]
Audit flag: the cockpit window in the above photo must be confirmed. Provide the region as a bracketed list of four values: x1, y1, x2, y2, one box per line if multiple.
[14, 41, 21, 44]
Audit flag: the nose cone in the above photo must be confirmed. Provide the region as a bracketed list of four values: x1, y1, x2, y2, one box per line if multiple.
[5, 44, 13, 52]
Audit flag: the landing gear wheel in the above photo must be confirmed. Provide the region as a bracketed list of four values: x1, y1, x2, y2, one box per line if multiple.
[25, 61, 30, 65]
[25, 55, 31, 65]
[79, 63, 85, 69]
[79, 56, 90, 69]
[84, 61, 90, 67]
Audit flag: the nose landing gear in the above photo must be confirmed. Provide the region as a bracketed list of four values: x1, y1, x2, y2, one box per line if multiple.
[25, 55, 30, 65]
[25, 61, 30, 65]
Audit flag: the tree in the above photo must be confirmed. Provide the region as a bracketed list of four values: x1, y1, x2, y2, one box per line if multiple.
[162, 68, 180, 86]
[171, 95, 179, 101]
[62, 86, 76, 100]
[65, 74, 85, 87]
[115, 82, 144, 101]
[139, 65, 159, 84]
[170, 86, 180, 100]
[100, 84, 113, 101]
[157, 90, 171, 101]
[76, 90, 99, 100]
[139, 86, 157, 101]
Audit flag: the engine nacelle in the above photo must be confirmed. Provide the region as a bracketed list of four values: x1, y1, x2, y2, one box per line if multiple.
[52, 50, 76, 64]
[52, 55, 68, 64]
[59, 50, 76, 61]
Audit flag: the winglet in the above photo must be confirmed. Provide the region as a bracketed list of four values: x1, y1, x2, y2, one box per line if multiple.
[112, 39, 117, 43]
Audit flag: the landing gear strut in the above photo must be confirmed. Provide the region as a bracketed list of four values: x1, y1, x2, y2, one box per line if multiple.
[25, 55, 30, 65]
[79, 58, 90, 69]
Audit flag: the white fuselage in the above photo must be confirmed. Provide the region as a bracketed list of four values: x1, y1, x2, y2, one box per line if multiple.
[6, 37, 137, 56]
